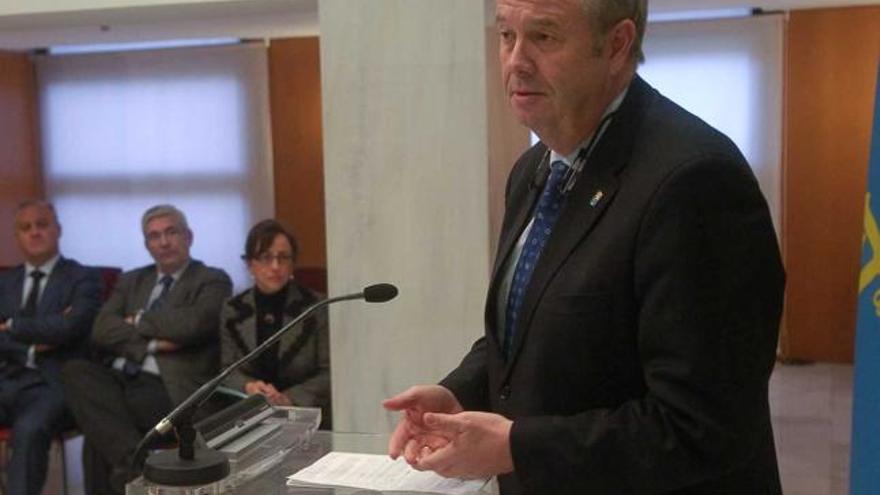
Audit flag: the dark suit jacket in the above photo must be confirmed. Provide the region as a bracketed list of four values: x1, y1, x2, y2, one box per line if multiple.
[441, 76, 785, 495]
[220, 281, 331, 428]
[0, 257, 102, 386]
[91, 260, 232, 405]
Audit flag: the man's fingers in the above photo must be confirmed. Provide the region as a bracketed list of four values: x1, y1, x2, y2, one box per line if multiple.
[415, 443, 457, 476]
[403, 437, 424, 465]
[387, 419, 413, 459]
[382, 388, 419, 411]
[423, 412, 464, 433]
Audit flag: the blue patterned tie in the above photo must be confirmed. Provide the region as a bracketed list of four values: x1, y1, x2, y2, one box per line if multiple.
[503, 160, 570, 358]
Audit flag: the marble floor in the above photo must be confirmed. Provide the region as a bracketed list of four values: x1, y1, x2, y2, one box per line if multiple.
[37, 362, 853, 495]
[771, 362, 853, 495]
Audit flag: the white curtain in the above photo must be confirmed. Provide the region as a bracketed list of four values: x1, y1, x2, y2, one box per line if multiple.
[36, 43, 274, 290]
[640, 14, 785, 236]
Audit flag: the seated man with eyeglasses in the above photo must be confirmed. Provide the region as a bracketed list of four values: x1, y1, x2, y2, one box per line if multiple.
[61, 204, 232, 495]
[220, 219, 331, 429]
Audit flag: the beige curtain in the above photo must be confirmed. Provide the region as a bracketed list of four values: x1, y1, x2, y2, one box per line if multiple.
[35, 43, 274, 290]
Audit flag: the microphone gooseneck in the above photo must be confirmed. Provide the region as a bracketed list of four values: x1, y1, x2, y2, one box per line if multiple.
[134, 283, 398, 486]
[530, 150, 552, 191]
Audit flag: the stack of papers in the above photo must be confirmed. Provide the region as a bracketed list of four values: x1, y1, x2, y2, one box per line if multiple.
[287, 452, 489, 494]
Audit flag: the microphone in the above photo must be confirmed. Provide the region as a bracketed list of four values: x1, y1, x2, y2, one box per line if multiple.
[134, 283, 398, 487]
[363, 283, 398, 302]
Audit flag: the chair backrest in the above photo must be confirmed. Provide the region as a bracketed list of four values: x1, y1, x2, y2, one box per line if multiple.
[0, 263, 120, 304]
[93, 266, 122, 302]
[294, 266, 327, 294]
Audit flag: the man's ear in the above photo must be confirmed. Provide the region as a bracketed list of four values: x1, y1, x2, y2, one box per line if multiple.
[607, 18, 637, 73]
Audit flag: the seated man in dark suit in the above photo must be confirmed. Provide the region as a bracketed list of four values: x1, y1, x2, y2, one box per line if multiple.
[0, 200, 102, 495]
[62, 204, 232, 495]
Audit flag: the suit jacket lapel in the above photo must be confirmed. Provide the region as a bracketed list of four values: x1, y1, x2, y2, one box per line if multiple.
[503, 77, 650, 370]
[37, 257, 66, 314]
[485, 147, 549, 352]
[160, 260, 202, 309]
[278, 284, 308, 359]
[138, 269, 159, 311]
[166, 262, 195, 307]
[239, 289, 259, 351]
[9, 266, 25, 312]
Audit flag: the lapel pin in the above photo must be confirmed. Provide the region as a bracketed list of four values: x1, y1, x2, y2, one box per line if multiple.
[590, 190, 604, 207]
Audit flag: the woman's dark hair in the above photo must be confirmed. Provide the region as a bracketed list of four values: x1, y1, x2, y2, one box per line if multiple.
[243, 219, 299, 262]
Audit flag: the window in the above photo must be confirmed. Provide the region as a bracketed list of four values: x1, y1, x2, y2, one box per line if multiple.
[640, 14, 784, 235]
[36, 43, 274, 289]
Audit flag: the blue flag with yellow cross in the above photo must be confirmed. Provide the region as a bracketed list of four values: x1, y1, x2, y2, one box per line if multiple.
[852, 63, 880, 495]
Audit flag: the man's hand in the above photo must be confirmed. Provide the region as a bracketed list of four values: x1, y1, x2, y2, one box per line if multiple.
[413, 411, 514, 479]
[124, 315, 136, 325]
[35, 344, 54, 353]
[245, 380, 275, 397]
[382, 385, 464, 464]
[0, 320, 9, 332]
[267, 389, 292, 407]
[245, 380, 291, 406]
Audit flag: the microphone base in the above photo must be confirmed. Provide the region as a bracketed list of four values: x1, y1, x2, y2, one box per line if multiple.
[143, 447, 230, 487]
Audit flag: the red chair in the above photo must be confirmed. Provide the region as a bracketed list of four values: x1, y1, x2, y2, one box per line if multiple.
[0, 429, 9, 493]
[0, 265, 122, 495]
[96, 266, 122, 302]
[294, 266, 327, 294]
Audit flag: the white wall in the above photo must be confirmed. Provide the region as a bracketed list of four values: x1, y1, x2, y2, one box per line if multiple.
[320, 0, 491, 433]
[651, 0, 879, 13]
[0, 0, 263, 17]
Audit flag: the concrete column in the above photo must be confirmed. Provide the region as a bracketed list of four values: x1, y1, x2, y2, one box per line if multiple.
[319, 0, 491, 433]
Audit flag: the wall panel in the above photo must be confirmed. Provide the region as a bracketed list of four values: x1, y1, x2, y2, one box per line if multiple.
[784, 6, 880, 362]
[0, 51, 41, 265]
[268, 37, 326, 270]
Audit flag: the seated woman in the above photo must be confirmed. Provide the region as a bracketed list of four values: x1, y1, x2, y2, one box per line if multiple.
[220, 219, 331, 428]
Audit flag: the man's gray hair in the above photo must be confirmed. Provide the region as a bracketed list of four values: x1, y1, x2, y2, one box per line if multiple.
[581, 0, 648, 63]
[141, 204, 190, 233]
[15, 199, 59, 224]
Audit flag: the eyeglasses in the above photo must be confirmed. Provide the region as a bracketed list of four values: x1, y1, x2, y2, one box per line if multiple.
[253, 253, 294, 266]
[145, 227, 183, 243]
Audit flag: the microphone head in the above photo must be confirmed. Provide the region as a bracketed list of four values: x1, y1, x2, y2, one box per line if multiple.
[363, 283, 398, 303]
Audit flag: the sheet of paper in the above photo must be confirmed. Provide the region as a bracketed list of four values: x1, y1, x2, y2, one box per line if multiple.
[287, 451, 488, 494]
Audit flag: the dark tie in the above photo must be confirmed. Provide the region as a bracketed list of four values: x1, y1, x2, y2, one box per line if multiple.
[503, 160, 571, 359]
[148, 275, 174, 311]
[21, 270, 46, 317]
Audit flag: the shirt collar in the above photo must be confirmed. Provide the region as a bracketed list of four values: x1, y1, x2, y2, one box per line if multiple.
[549, 84, 630, 167]
[25, 254, 61, 278]
[158, 260, 190, 283]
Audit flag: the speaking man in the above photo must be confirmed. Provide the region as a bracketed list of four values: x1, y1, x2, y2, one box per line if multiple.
[384, 1, 785, 494]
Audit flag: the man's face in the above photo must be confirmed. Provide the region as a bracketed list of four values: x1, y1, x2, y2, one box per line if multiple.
[497, 0, 613, 144]
[15, 205, 61, 265]
[144, 214, 192, 274]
